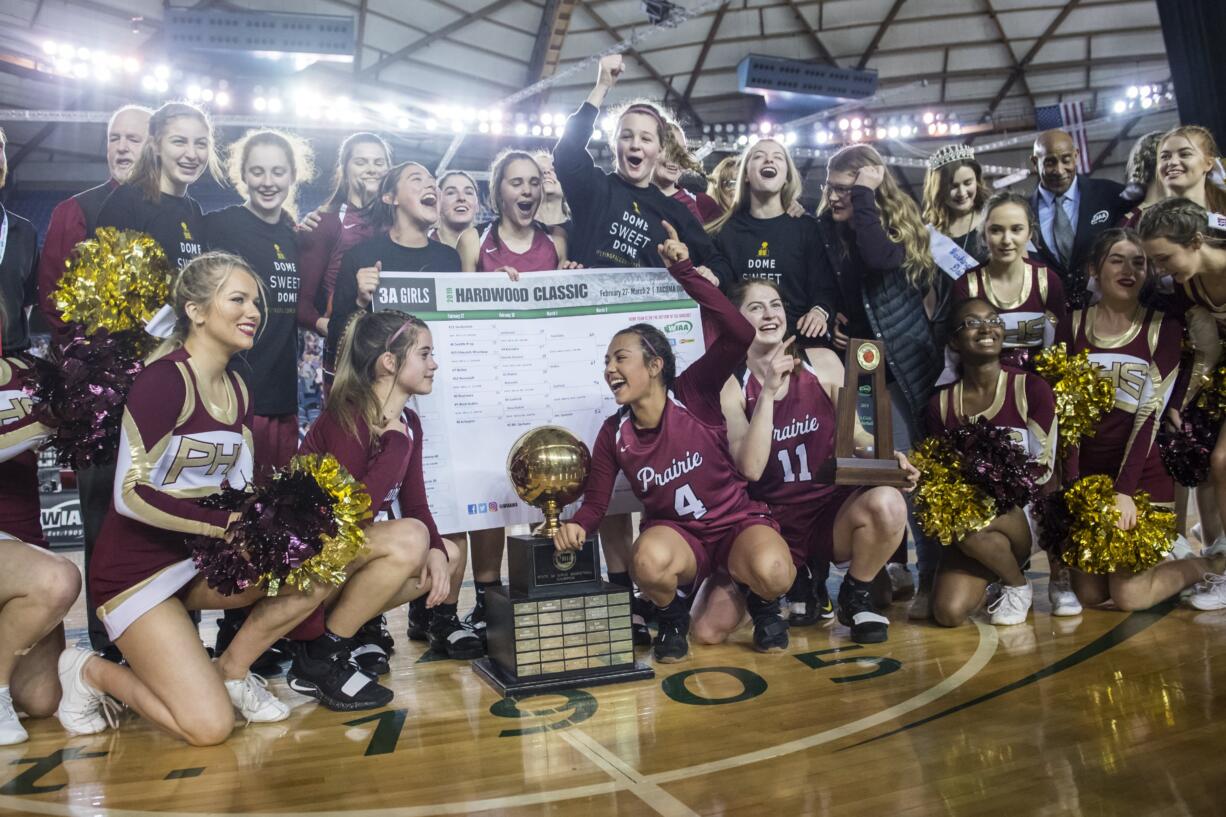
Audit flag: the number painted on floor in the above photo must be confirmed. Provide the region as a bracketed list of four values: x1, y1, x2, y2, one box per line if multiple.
[345, 709, 408, 756]
[1, 747, 108, 795]
[794, 646, 902, 683]
[490, 689, 597, 737]
[661, 666, 768, 705]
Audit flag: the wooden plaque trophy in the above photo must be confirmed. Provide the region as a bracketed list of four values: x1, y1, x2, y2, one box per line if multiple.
[473, 426, 654, 697]
[829, 338, 912, 487]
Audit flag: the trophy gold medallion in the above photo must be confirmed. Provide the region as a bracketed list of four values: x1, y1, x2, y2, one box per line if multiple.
[473, 426, 655, 696]
[826, 338, 913, 487]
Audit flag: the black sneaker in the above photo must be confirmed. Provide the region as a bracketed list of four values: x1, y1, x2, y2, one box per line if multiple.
[787, 565, 821, 625]
[653, 615, 690, 663]
[286, 642, 393, 712]
[428, 607, 485, 660]
[748, 593, 789, 653]
[356, 615, 395, 655]
[630, 594, 654, 646]
[462, 588, 490, 641]
[838, 578, 890, 644]
[406, 596, 429, 642]
[348, 643, 390, 676]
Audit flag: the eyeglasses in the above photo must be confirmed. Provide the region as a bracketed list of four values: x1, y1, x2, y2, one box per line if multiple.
[824, 183, 854, 198]
[953, 316, 1005, 332]
[720, 179, 737, 190]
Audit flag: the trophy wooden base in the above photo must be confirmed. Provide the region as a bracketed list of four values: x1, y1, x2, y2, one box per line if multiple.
[475, 534, 656, 697]
[832, 457, 914, 487]
[473, 654, 655, 697]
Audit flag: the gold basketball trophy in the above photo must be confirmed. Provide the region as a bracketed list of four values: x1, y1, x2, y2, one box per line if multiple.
[826, 339, 912, 486]
[473, 426, 655, 696]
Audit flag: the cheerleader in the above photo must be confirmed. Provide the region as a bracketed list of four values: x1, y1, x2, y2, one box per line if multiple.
[326, 162, 460, 382]
[921, 145, 989, 265]
[95, 101, 217, 270]
[1118, 131, 1165, 229]
[708, 137, 841, 382]
[699, 278, 915, 645]
[297, 132, 392, 340]
[457, 150, 566, 275]
[286, 311, 478, 711]
[555, 225, 795, 660]
[55, 253, 324, 745]
[1157, 126, 1226, 214]
[0, 153, 81, 744]
[949, 192, 1066, 373]
[553, 53, 730, 280]
[816, 144, 941, 616]
[927, 298, 1058, 627]
[38, 104, 151, 339]
[433, 171, 479, 248]
[1058, 229, 1224, 610]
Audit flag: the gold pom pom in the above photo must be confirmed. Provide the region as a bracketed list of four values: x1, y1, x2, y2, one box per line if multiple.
[1195, 361, 1226, 422]
[910, 437, 998, 546]
[1060, 475, 1176, 575]
[282, 453, 373, 592]
[1033, 343, 1116, 455]
[54, 228, 174, 339]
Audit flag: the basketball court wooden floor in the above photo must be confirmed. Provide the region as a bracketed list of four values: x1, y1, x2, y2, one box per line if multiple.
[3, 549, 1225, 817]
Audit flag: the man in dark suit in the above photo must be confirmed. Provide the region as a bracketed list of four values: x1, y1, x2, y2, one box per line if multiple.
[1028, 129, 1131, 306]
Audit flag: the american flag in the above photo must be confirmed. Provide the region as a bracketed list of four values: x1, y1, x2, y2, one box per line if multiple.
[1033, 101, 1092, 174]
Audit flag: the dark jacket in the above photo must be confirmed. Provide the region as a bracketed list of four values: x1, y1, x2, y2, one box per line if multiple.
[816, 187, 942, 432]
[1028, 175, 1131, 305]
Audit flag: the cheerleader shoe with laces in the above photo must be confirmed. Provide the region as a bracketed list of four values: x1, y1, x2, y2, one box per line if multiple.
[988, 582, 1032, 626]
[225, 673, 290, 723]
[1186, 572, 1226, 611]
[56, 648, 112, 735]
[0, 687, 27, 745]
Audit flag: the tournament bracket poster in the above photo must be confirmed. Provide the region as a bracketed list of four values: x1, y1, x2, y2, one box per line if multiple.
[376, 268, 706, 533]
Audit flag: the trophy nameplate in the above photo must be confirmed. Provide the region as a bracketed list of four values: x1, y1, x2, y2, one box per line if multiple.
[473, 426, 655, 696]
[827, 338, 912, 487]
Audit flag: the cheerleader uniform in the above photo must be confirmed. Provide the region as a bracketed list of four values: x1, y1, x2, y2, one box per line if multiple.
[1058, 306, 1184, 504]
[206, 205, 303, 477]
[570, 259, 776, 587]
[742, 363, 853, 568]
[0, 355, 53, 547]
[476, 222, 558, 272]
[951, 259, 1067, 371]
[89, 349, 253, 640]
[95, 185, 207, 271]
[296, 203, 378, 334]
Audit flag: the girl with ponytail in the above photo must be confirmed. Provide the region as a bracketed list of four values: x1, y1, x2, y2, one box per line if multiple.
[285, 310, 480, 711]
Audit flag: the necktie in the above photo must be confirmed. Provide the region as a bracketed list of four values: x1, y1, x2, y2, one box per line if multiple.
[1053, 194, 1075, 267]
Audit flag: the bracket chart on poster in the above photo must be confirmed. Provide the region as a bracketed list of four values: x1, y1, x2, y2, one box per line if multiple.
[375, 268, 705, 533]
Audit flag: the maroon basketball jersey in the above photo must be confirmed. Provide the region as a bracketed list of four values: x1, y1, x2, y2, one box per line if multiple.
[927, 368, 1058, 485]
[952, 259, 1066, 350]
[604, 394, 765, 532]
[0, 355, 51, 545]
[476, 223, 559, 272]
[743, 363, 839, 504]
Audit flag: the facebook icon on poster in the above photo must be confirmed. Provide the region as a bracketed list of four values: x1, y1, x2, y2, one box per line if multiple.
[467, 503, 478, 515]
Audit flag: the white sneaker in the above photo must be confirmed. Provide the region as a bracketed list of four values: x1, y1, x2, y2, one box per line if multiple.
[225, 673, 290, 723]
[56, 648, 110, 735]
[1205, 535, 1226, 559]
[0, 688, 27, 745]
[1047, 565, 1083, 616]
[1186, 572, 1226, 611]
[887, 563, 915, 596]
[1165, 535, 1195, 561]
[988, 582, 1033, 625]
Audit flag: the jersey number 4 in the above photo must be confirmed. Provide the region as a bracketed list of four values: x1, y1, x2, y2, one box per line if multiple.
[673, 483, 708, 520]
[776, 443, 813, 483]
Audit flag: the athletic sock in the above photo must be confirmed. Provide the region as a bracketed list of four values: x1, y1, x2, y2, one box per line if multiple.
[844, 574, 874, 592]
[607, 571, 632, 589]
[306, 629, 352, 661]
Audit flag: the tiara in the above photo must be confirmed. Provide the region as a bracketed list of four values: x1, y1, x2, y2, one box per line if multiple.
[927, 144, 976, 171]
